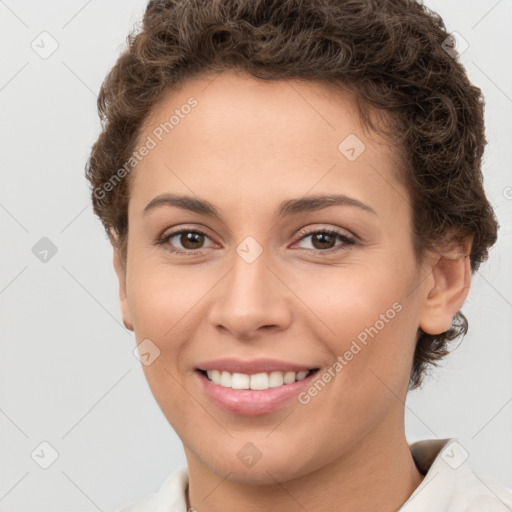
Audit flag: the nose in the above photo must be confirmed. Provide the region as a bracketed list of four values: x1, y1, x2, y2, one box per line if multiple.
[207, 246, 292, 340]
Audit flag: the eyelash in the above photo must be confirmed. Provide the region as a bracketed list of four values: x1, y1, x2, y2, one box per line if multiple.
[294, 227, 356, 254]
[156, 226, 356, 256]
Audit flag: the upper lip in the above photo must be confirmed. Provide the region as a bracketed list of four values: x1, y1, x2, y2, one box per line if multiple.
[196, 358, 319, 374]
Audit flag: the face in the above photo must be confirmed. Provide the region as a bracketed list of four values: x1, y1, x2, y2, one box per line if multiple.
[114, 70, 445, 483]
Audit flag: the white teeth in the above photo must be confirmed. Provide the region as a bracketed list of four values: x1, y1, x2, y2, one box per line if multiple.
[203, 369, 313, 390]
[208, 369, 220, 382]
[220, 371, 232, 387]
[250, 372, 268, 390]
[231, 372, 250, 389]
[283, 371, 296, 384]
[268, 371, 284, 387]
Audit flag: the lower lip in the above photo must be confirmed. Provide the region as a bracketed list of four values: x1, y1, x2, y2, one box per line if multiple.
[195, 370, 318, 416]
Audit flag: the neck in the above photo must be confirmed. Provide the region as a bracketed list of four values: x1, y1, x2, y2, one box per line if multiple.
[185, 421, 424, 512]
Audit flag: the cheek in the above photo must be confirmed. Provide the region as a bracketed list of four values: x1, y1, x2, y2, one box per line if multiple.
[292, 260, 411, 339]
[126, 262, 212, 337]
[291, 259, 419, 389]
[125, 264, 204, 425]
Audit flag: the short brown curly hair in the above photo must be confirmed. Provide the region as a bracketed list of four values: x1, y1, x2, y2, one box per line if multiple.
[85, 0, 498, 389]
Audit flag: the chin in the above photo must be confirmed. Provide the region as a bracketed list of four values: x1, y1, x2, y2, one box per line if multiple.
[195, 442, 322, 485]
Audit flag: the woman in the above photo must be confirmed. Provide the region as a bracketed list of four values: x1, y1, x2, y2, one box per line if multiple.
[86, 0, 512, 510]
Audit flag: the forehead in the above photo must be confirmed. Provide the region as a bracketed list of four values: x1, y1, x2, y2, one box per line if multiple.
[130, 70, 407, 220]
[140, 70, 370, 158]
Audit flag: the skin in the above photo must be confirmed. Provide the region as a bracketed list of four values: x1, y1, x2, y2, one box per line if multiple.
[112, 70, 472, 511]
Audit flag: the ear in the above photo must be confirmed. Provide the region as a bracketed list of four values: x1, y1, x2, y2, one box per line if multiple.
[419, 237, 472, 335]
[112, 238, 134, 332]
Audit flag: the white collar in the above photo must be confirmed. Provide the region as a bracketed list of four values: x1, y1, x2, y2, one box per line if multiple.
[401, 438, 512, 511]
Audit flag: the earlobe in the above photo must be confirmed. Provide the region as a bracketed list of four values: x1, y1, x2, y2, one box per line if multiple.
[419, 238, 472, 335]
[112, 241, 134, 332]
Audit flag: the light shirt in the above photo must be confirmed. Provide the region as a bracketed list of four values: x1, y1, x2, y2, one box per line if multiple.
[114, 438, 512, 511]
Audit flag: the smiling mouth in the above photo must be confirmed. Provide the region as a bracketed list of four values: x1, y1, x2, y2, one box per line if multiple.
[197, 368, 320, 391]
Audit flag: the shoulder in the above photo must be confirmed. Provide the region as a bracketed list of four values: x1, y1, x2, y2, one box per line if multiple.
[463, 474, 512, 511]
[112, 467, 189, 512]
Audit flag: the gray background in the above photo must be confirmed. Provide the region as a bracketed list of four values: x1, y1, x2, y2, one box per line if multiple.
[1, 1, 511, 510]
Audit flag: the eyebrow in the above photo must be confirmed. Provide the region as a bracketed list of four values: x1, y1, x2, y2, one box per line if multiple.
[143, 193, 377, 219]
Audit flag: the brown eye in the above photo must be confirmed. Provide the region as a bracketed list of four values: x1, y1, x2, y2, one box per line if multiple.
[179, 231, 205, 250]
[294, 228, 355, 253]
[159, 229, 215, 254]
[311, 232, 337, 250]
